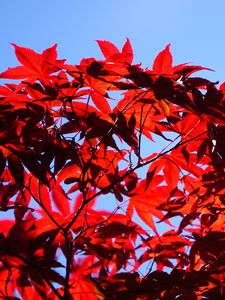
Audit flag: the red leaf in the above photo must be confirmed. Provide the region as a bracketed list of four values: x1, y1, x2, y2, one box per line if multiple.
[96, 40, 119, 58]
[95, 222, 136, 238]
[172, 63, 213, 78]
[163, 158, 180, 189]
[197, 139, 209, 162]
[91, 92, 111, 113]
[7, 154, 24, 185]
[4, 93, 30, 107]
[0, 85, 12, 96]
[0, 44, 60, 80]
[70, 276, 96, 300]
[129, 177, 170, 234]
[14, 190, 32, 222]
[41, 44, 58, 74]
[153, 44, 172, 74]
[220, 81, 225, 92]
[0, 66, 38, 79]
[38, 183, 52, 213]
[56, 162, 81, 184]
[41, 44, 57, 64]
[122, 38, 133, 64]
[11, 43, 41, 74]
[51, 184, 71, 216]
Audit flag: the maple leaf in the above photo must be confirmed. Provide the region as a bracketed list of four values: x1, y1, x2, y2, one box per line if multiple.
[97, 38, 133, 64]
[96, 40, 120, 58]
[0, 44, 64, 80]
[0, 39, 225, 299]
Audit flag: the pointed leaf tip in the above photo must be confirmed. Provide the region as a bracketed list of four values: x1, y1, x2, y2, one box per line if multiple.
[153, 44, 173, 74]
[122, 38, 133, 64]
[96, 40, 119, 58]
[11, 43, 41, 73]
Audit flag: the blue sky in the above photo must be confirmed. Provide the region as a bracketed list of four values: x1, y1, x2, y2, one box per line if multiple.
[1, 0, 225, 84]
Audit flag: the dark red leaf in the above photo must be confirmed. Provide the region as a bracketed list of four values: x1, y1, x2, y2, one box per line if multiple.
[95, 222, 136, 238]
[7, 155, 24, 185]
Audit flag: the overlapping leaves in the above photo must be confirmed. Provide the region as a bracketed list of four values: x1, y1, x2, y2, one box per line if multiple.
[0, 39, 225, 299]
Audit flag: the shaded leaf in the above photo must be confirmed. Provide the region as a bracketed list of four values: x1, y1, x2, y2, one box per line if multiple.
[95, 222, 136, 238]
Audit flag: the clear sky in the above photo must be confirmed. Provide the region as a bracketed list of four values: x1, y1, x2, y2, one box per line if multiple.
[1, 0, 225, 84]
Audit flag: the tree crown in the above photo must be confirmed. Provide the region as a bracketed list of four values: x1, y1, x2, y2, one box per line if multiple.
[0, 39, 225, 299]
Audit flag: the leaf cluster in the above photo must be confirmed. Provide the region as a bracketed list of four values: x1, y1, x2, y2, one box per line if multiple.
[0, 39, 225, 299]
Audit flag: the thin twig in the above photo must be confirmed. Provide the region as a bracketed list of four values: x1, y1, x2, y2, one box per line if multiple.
[25, 180, 63, 231]
[65, 130, 207, 231]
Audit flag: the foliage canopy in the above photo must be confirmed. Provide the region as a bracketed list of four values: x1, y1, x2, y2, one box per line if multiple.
[0, 39, 225, 299]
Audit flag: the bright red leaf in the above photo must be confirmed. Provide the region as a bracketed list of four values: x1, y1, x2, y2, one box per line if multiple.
[96, 40, 119, 58]
[153, 44, 173, 74]
[0, 39, 224, 299]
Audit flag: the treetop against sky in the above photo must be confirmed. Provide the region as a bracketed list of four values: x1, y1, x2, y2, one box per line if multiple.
[0, 37, 225, 299]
